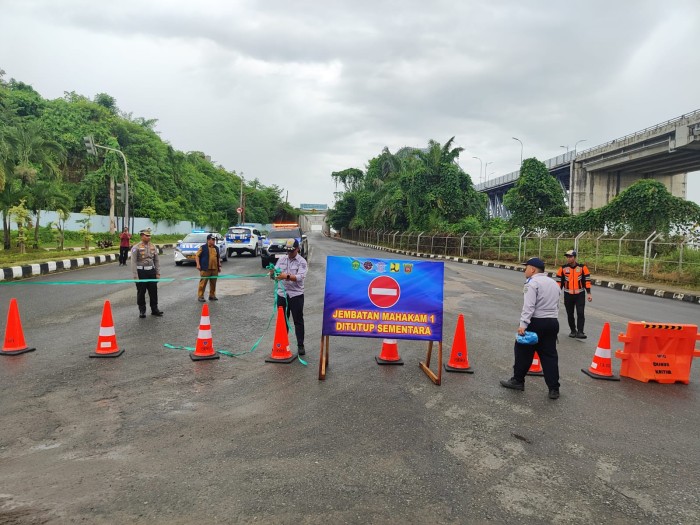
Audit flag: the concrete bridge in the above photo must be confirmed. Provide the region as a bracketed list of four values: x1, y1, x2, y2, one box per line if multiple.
[475, 109, 700, 217]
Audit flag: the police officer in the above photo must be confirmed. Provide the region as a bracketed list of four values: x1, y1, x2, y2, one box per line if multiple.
[500, 257, 561, 400]
[131, 228, 164, 318]
[556, 249, 592, 339]
[271, 239, 308, 355]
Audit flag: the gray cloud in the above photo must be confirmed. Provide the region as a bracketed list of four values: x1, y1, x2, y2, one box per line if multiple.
[1, 0, 698, 205]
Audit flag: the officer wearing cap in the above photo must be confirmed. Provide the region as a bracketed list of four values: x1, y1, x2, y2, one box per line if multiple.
[500, 257, 561, 400]
[556, 249, 592, 339]
[130, 228, 164, 318]
[195, 234, 221, 302]
[270, 238, 308, 355]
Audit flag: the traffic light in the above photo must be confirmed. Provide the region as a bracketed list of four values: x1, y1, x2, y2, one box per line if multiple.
[83, 135, 97, 156]
[116, 183, 125, 203]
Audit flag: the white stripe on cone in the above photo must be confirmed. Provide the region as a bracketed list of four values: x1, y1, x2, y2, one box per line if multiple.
[200, 316, 210, 324]
[198, 329, 212, 339]
[594, 347, 611, 358]
[99, 326, 116, 336]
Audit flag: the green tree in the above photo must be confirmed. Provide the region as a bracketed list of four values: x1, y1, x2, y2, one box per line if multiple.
[8, 199, 31, 254]
[76, 206, 96, 249]
[552, 178, 700, 237]
[28, 180, 73, 248]
[403, 137, 485, 230]
[327, 192, 357, 231]
[503, 157, 568, 229]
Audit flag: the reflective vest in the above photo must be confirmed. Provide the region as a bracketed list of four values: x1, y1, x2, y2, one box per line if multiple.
[557, 263, 591, 294]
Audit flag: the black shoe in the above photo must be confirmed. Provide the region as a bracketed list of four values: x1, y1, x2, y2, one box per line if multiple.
[198, 297, 206, 302]
[297, 345, 305, 356]
[151, 310, 164, 317]
[209, 296, 218, 301]
[139, 311, 146, 319]
[549, 389, 560, 400]
[568, 331, 577, 338]
[576, 332, 587, 339]
[500, 378, 525, 391]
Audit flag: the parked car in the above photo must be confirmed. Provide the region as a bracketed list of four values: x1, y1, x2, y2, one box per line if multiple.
[174, 231, 227, 266]
[225, 225, 262, 257]
[260, 223, 308, 268]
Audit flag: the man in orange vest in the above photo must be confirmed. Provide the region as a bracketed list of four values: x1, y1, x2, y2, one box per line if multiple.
[556, 249, 592, 339]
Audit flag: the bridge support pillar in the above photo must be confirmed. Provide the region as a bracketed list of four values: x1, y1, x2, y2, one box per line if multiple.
[571, 163, 687, 214]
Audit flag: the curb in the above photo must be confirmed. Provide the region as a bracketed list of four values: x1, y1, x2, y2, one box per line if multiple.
[0, 244, 175, 282]
[342, 239, 700, 306]
[1, 254, 119, 281]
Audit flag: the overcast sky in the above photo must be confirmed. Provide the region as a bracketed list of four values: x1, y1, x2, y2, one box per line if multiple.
[1, 0, 699, 208]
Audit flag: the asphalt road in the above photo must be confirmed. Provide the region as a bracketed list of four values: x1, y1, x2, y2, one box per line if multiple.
[1, 232, 699, 524]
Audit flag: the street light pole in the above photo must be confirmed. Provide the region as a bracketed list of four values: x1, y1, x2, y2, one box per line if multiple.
[85, 137, 129, 232]
[574, 139, 587, 154]
[485, 161, 493, 183]
[238, 172, 245, 225]
[472, 156, 482, 184]
[512, 137, 523, 166]
[560, 145, 569, 153]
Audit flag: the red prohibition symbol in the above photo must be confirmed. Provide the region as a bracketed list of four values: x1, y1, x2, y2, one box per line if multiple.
[368, 275, 401, 308]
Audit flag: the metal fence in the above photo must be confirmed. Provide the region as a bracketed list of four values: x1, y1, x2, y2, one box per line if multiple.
[341, 228, 700, 287]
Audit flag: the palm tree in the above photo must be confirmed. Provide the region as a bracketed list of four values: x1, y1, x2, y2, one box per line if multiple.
[1, 121, 65, 248]
[408, 137, 464, 229]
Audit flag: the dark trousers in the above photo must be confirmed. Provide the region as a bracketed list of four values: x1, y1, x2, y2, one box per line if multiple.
[119, 246, 130, 265]
[136, 269, 158, 312]
[513, 317, 560, 390]
[277, 294, 305, 347]
[564, 292, 586, 333]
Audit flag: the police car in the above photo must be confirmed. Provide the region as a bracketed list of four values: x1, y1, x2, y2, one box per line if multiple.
[260, 223, 308, 268]
[174, 231, 227, 266]
[225, 225, 263, 257]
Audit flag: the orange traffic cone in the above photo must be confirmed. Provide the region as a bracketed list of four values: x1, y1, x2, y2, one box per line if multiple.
[444, 314, 474, 373]
[582, 322, 619, 381]
[526, 351, 544, 376]
[191, 303, 219, 361]
[90, 300, 124, 358]
[1, 298, 36, 356]
[376, 338, 404, 365]
[265, 306, 297, 363]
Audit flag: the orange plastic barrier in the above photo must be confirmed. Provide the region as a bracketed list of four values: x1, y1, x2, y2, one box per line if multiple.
[376, 339, 404, 365]
[526, 351, 544, 376]
[265, 306, 297, 363]
[191, 303, 219, 361]
[1, 298, 36, 356]
[90, 300, 124, 358]
[615, 322, 700, 384]
[444, 314, 473, 373]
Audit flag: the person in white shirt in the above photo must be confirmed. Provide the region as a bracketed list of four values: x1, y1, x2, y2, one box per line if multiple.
[500, 257, 561, 399]
[271, 239, 308, 355]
